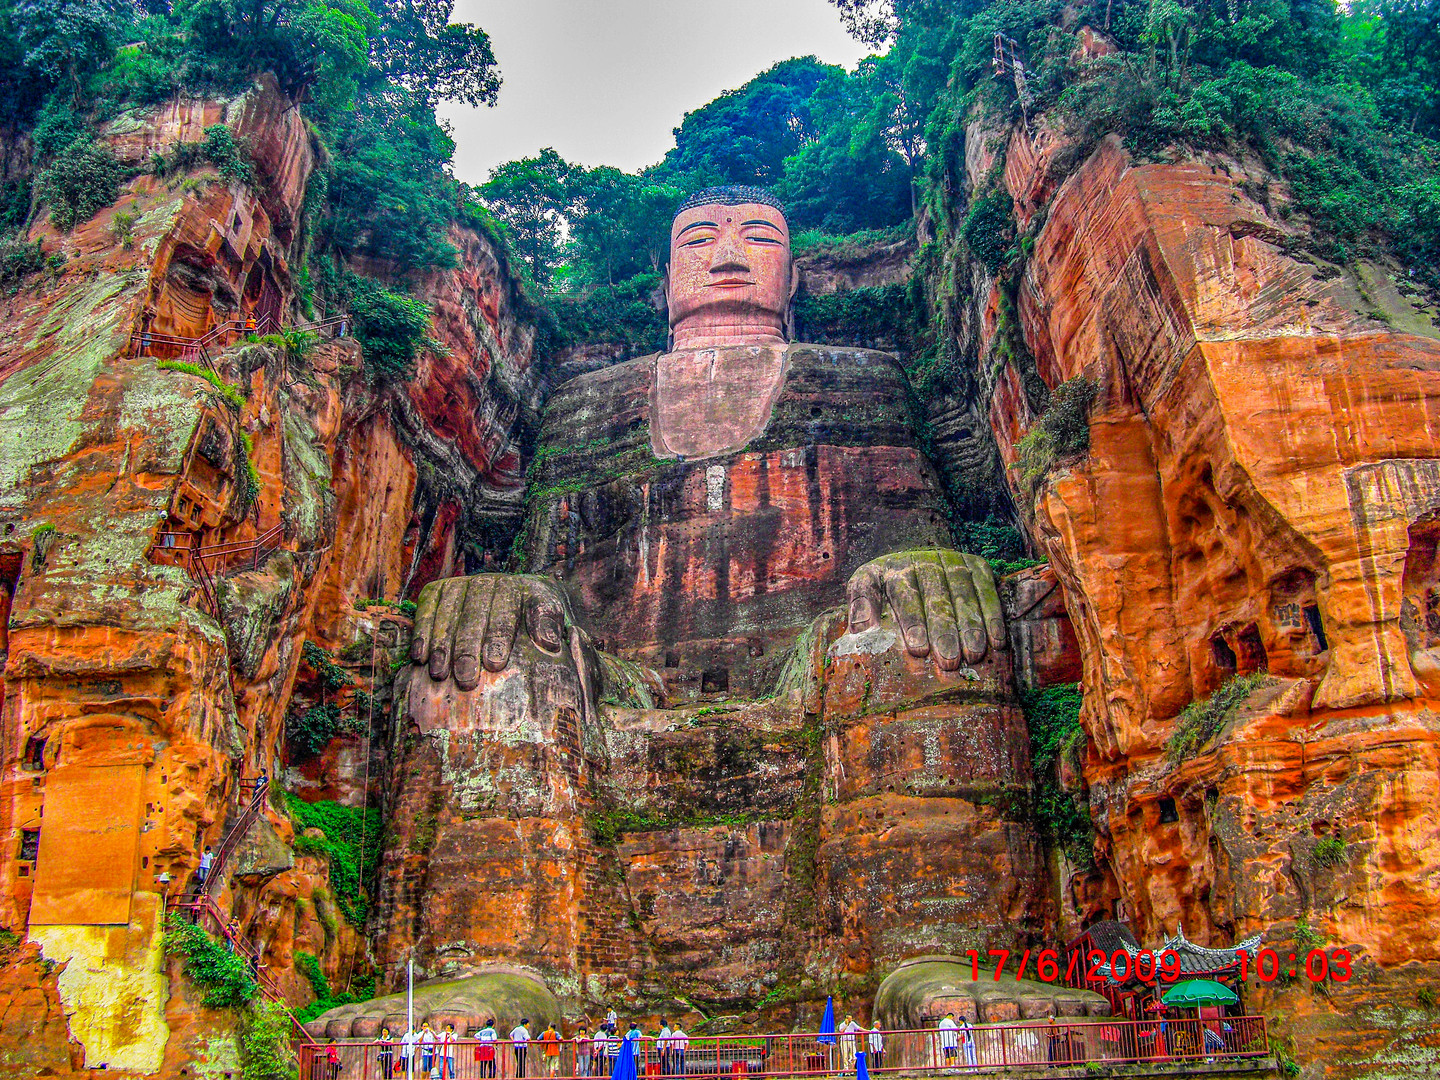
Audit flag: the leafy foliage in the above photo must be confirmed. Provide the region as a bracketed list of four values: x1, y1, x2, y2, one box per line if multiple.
[293, 949, 374, 1023]
[156, 360, 247, 409]
[286, 702, 342, 759]
[34, 138, 124, 229]
[285, 795, 381, 926]
[1015, 377, 1099, 492]
[301, 640, 352, 690]
[164, 914, 257, 1009]
[239, 999, 297, 1080]
[1167, 672, 1268, 761]
[1313, 835, 1348, 867]
[962, 189, 1016, 273]
[1021, 684, 1094, 863]
[0, 236, 46, 291]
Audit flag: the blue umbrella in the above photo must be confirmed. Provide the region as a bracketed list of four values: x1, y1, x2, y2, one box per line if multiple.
[856, 1048, 870, 1080]
[611, 1034, 638, 1080]
[818, 997, 837, 1046]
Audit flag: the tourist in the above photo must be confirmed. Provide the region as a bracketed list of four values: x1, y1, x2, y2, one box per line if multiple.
[420, 1022, 437, 1077]
[937, 1013, 959, 1065]
[541, 1022, 561, 1077]
[400, 1027, 418, 1076]
[511, 1017, 532, 1078]
[1045, 1016, 1066, 1065]
[669, 1021, 688, 1077]
[657, 1018, 672, 1074]
[575, 1024, 592, 1077]
[475, 1017, 498, 1078]
[606, 1009, 618, 1030]
[377, 1027, 395, 1077]
[839, 1015, 861, 1071]
[868, 1023, 884, 1071]
[442, 1023, 457, 1078]
[197, 846, 214, 887]
[607, 1024, 622, 1072]
[959, 1017, 976, 1068]
[325, 1041, 342, 1080]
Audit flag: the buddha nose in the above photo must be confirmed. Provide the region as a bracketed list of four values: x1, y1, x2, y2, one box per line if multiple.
[709, 235, 750, 275]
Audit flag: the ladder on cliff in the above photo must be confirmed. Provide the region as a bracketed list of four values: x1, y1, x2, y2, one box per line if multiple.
[131, 312, 351, 369]
[171, 777, 316, 1044]
[154, 522, 284, 618]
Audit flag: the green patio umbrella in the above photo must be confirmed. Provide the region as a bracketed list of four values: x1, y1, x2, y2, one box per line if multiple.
[1162, 979, 1238, 1007]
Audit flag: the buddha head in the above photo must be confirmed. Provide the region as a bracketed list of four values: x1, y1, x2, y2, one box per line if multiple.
[665, 186, 800, 350]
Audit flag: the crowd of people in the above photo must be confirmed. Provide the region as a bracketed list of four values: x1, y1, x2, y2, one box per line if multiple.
[347, 1015, 694, 1079]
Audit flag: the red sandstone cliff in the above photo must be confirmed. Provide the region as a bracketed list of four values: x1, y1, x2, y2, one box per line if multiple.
[968, 81, 1440, 1074]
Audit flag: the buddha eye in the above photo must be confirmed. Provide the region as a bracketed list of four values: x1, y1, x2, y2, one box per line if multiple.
[682, 236, 714, 247]
[745, 235, 782, 245]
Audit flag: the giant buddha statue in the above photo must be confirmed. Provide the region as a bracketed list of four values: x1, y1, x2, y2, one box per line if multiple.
[360, 188, 1075, 1027]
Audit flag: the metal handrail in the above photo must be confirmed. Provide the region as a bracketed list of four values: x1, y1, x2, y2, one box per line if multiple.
[297, 1017, 1271, 1077]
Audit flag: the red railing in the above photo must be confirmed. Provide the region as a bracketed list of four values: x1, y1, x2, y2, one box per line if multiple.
[153, 523, 284, 616]
[172, 886, 314, 1044]
[297, 1017, 1270, 1080]
[132, 312, 351, 366]
[203, 776, 269, 898]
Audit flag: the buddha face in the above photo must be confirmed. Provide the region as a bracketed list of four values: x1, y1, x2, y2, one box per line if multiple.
[665, 201, 798, 347]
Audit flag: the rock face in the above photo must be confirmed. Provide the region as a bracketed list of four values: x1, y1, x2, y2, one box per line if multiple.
[970, 103, 1440, 1071]
[0, 79, 554, 1075]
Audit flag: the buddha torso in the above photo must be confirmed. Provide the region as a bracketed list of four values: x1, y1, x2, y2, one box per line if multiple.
[522, 342, 953, 698]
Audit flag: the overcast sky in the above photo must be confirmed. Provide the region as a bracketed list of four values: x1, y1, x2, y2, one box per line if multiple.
[441, 0, 871, 185]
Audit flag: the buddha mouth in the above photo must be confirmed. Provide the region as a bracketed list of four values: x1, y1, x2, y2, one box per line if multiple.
[708, 277, 753, 287]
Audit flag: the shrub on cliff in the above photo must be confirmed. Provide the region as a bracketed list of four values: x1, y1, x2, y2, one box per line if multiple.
[34, 140, 125, 230]
[962, 189, 1017, 273]
[1166, 671, 1268, 761]
[294, 949, 374, 1023]
[163, 914, 257, 1009]
[0, 236, 46, 292]
[1015, 377, 1099, 494]
[239, 999, 297, 1080]
[285, 795, 381, 927]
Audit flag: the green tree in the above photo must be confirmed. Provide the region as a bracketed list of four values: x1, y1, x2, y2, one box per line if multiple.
[566, 167, 681, 285]
[481, 147, 574, 285]
[15, 0, 134, 103]
[658, 56, 839, 188]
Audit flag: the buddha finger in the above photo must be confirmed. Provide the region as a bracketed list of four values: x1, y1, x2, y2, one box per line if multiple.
[846, 564, 885, 633]
[884, 563, 930, 658]
[427, 577, 469, 682]
[451, 576, 496, 691]
[914, 555, 961, 670]
[525, 579, 567, 655]
[409, 578, 443, 664]
[944, 557, 987, 664]
[483, 578, 521, 672]
[961, 553, 1007, 652]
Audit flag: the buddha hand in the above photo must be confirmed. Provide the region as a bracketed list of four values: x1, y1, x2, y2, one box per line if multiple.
[408, 576, 593, 702]
[845, 549, 1007, 670]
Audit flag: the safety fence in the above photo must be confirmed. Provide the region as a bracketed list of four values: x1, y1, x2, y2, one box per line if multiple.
[297, 1016, 1269, 1080]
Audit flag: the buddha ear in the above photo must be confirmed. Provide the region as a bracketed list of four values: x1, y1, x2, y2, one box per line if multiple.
[783, 261, 802, 342]
[663, 263, 676, 351]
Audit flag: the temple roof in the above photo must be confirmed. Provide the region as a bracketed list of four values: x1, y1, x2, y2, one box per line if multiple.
[1090, 924, 1264, 984]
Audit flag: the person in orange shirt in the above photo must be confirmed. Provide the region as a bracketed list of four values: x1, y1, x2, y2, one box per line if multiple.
[541, 1023, 562, 1077]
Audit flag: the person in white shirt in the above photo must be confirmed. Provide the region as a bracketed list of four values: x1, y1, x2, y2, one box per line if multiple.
[400, 1028, 419, 1077]
[442, 1023, 457, 1078]
[420, 1023, 437, 1077]
[960, 1017, 976, 1068]
[511, 1019, 532, 1078]
[868, 1023, 884, 1070]
[475, 1018, 498, 1079]
[839, 1016, 861, 1071]
[937, 1014, 959, 1065]
[658, 1020, 673, 1075]
[670, 1022, 689, 1077]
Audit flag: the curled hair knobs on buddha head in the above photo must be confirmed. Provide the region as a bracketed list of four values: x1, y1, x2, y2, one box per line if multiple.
[675, 186, 786, 218]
